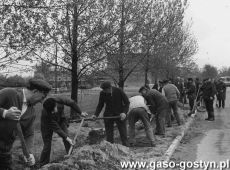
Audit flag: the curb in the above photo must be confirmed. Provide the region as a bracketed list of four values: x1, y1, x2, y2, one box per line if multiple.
[161, 111, 197, 162]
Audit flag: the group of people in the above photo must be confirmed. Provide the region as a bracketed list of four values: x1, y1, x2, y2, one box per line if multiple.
[92, 80, 182, 149]
[0, 77, 227, 169]
[153, 77, 227, 121]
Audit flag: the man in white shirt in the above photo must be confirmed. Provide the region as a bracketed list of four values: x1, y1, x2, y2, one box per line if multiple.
[128, 95, 155, 147]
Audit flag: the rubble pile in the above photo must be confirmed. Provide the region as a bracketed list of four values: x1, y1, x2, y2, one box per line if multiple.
[40, 141, 133, 170]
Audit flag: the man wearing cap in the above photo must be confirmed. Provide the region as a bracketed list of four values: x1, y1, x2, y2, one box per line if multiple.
[92, 81, 130, 146]
[200, 78, 217, 121]
[162, 80, 181, 126]
[39, 97, 88, 167]
[139, 86, 169, 136]
[0, 78, 51, 169]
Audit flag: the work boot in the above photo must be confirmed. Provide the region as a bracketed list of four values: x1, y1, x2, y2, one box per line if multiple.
[208, 117, 215, 121]
[205, 118, 210, 121]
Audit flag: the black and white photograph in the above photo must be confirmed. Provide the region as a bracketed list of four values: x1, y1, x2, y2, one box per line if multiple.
[0, 0, 230, 169]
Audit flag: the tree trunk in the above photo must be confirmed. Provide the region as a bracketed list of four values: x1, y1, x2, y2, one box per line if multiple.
[144, 54, 149, 86]
[118, 0, 125, 90]
[70, 4, 80, 119]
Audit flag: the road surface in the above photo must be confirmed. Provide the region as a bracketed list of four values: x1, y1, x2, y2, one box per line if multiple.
[173, 88, 230, 170]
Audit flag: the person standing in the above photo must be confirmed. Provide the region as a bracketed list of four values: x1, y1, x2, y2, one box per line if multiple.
[39, 97, 88, 167]
[216, 78, 226, 108]
[92, 81, 130, 146]
[186, 78, 196, 115]
[0, 78, 51, 170]
[128, 95, 156, 147]
[200, 78, 217, 121]
[162, 80, 181, 126]
[139, 86, 169, 136]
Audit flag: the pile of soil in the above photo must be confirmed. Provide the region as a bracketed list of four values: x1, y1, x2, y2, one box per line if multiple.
[40, 141, 132, 170]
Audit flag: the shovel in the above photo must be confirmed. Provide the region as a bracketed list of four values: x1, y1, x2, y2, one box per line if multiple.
[65, 118, 85, 158]
[69, 116, 121, 123]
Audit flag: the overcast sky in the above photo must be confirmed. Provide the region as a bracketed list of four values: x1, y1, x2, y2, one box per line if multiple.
[186, 0, 230, 69]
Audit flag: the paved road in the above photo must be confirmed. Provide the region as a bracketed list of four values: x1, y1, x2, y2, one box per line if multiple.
[196, 88, 230, 169]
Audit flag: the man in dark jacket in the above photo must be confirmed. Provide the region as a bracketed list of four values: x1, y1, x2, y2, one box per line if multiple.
[39, 97, 87, 167]
[216, 78, 226, 108]
[0, 78, 51, 170]
[200, 78, 217, 121]
[186, 78, 196, 115]
[92, 81, 130, 146]
[139, 86, 169, 136]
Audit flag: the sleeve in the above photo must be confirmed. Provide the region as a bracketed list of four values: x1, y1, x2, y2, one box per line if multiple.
[48, 114, 68, 139]
[94, 91, 105, 117]
[21, 108, 36, 154]
[55, 97, 82, 115]
[0, 93, 6, 118]
[120, 89, 130, 114]
[145, 96, 156, 115]
[0, 89, 17, 119]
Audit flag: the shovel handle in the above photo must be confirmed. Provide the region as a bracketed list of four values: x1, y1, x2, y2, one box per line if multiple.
[67, 118, 85, 156]
[69, 116, 121, 123]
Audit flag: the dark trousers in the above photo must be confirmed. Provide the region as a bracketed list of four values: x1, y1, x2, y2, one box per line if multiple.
[168, 101, 181, 126]
[188, 98, 195, 111]
[204, 99, 214, 119]
[104, 117, 128, 146]
[218, 99, 225, 108]
[128, 108, 155, 144]
[0, 152, 12, 170]
[155, 109, 167, 135]
[40, 122, 70, 166]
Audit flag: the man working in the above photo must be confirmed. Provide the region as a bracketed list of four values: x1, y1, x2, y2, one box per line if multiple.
[39, 97, 88, 167]
[0, 78, 51, 170]
[128, 95, 156, 147]
[92, 81, 130, 146]
[139, 86, 169, 137]
[200, 78, 216, 121]
[162, 80, 181, 126]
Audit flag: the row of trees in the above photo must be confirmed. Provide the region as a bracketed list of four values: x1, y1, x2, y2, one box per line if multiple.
[0, 0, 198, 107]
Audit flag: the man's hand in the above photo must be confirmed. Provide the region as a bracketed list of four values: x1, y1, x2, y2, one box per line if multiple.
[81, 112, 88, 117]
[120, 113, 126, 121]
[91, 115, 97, 120]
[23, 154, 35, 166]
[4, 107, 21, 120]
[210, 96, 214, 100]
[66, 137, 74, 145]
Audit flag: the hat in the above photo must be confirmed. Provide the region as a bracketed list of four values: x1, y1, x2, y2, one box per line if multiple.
[43, 98, 56, 113]
[139, 86, 148, 93]
[28, 78, 51, 93]
[163, 79, 169, 84]
[100, 81, 112, 90]
[188, 78, 193, 82]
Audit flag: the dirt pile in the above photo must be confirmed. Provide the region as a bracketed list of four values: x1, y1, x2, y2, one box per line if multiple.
[40, 141, 132, 170]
